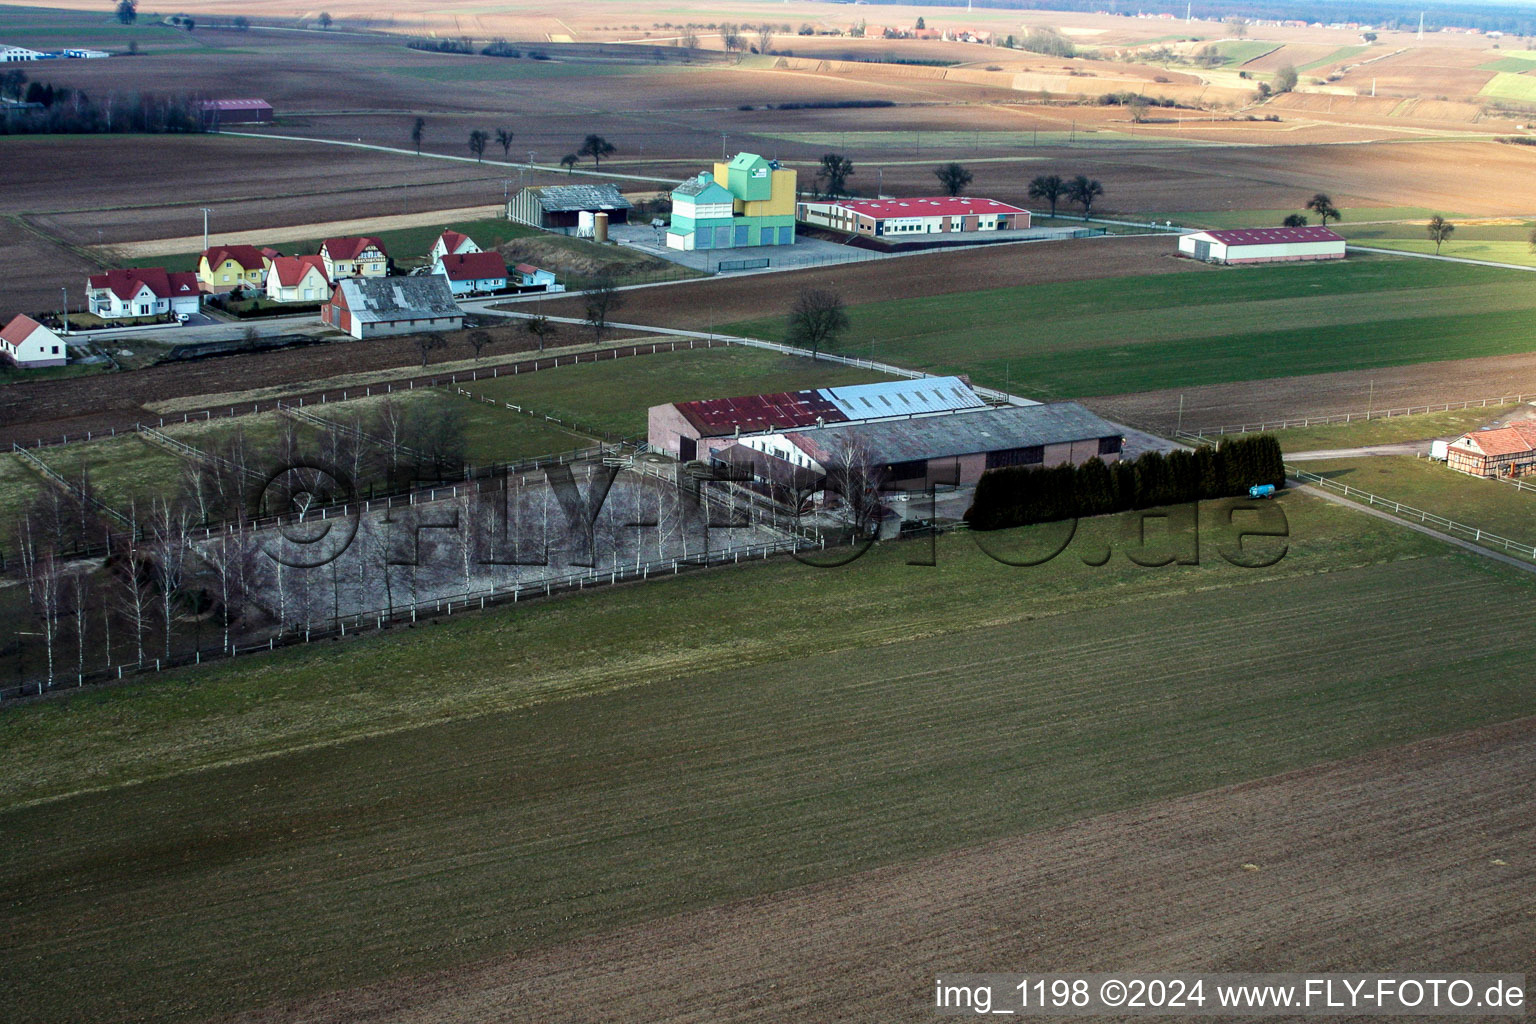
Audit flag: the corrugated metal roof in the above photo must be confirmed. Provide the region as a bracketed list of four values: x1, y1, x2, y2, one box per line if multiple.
[785, 403, 1119, 465]
[821, 376, 987, 418]
[337, 276, 462, 324]
[677, 390, 848, 435]
[527, 184, 633, 213]
[1196, 227, 1344, 245]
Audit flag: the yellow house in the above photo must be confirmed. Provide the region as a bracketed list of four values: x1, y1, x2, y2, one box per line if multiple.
[197, 245, 271, 293]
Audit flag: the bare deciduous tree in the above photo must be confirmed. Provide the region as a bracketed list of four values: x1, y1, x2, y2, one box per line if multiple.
[785, 287, 850, 357]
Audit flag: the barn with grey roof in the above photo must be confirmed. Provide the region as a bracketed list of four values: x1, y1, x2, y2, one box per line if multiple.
[508, 184, 633, 234]
[321, 275, 464, 340]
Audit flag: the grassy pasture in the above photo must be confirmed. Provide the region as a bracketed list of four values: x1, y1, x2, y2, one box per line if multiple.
[1301, 455, 1536, 548]
[388, 60, 683, 82]
[759, 128, 1211, 151]
[1155, 207, 1464, 229]
[1248, 404, 1519, 452]
[469, 345, 895, 437]
[1477, 56, 1536, 73]
[724, 255, 1536, 400]
[1335, 220, 1536, 267]
[1296, 44, 1369, 71]
[1215, 40, 1281, 65]
[5, 497, 1536, 1022]
[1479, 71, 1536, 103]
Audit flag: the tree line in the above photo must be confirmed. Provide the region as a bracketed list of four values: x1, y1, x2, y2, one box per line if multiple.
[964, 435, 1286, 531]
[0, 75, 209, 135]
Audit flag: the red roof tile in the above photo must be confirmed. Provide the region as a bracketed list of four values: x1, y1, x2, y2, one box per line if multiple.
[826, 196, 1029, 219]
[1200, 227, 1344, 245]
[438, 252, 507, 281]
[322, 236, 387, 261]
[0, 314, 47, 346]
[88, 267, 176, 301]
[1450, 424, 1536, 457]
[202, 244, 268, 272]
[437, 230, 472, 254]
[268, 255, 329, 287]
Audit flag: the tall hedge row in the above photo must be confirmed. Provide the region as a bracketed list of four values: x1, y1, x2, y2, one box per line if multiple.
[965, 435, 1284, 531]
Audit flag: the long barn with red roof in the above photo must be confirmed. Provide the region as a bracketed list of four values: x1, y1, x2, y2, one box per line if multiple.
[798, 196, 1029, 238]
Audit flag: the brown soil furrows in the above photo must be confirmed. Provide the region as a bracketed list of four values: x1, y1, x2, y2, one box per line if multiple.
[1086, 351, 1536, 433]
[221, 717, 1536, 1023]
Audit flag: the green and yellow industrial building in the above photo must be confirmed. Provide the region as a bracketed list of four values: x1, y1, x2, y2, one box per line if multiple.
[666, 152, 797, 251]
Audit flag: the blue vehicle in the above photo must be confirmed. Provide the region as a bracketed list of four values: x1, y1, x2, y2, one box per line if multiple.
[1248, 484, 1277, 499]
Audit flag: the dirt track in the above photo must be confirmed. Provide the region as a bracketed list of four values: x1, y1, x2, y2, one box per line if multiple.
[1085, 351, 1536, 433]
[222, 716, 1536, 1023]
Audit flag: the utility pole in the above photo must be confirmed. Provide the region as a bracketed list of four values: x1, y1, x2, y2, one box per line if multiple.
[60, 286, 68, 335]
[1418, 11, 1424, 40]
[721, 133, 728, 160]
[1176, 394, 1184, 434]
[199, 208, 212, 251]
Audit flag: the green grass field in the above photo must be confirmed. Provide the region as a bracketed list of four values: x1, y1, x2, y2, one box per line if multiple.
[759, 129, 1211, 151]
[1247, 404, 1519, 452]
[724, 255, 1536, 399]
[1297, 44, 1369, 71]
[470, 345, 895, 437]
[5, 494, 1535, 1022]
[1218, 40, 1281, 65]
[389, 60, 681, 82]
[34, 434, 189, 513]
[1335, 220, 1536, 267]
[1301, 455, 1536, 548]
[1477, 56, 1536, 73]
[1479, 70, 1536, 103]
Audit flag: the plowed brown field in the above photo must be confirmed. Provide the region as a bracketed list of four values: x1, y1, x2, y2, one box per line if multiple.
[220, 716, 1536, 1024]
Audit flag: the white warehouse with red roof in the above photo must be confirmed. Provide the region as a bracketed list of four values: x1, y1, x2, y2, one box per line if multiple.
[1178, 226, 1346, 265]
[797, 196, 1030, 238]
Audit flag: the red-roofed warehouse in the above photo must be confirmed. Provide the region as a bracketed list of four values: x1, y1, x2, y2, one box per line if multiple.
[1179, 226, 1345, 265]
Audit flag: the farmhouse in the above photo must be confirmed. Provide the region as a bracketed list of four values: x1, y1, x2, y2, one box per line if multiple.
[1178, 226, 1346, 264]
[320, 237, 388, 280]
[719, 402, 1123, 489]
[0, 314, 66, 367]
[197, 244, 270, 293]
[508, 184, 632, 235]
[197, 98, 273, 127]
[798, 197, 1031, 238]
[264, 255, 329, 303]
[1445, 424, 1536, 478]
[430, 230, 480, 264]
[667, 152, 796, 251]
[648, 376, 987, 461]
[322, 276, 463, 340]
[86, 267, 201, 319]
[434, 251, 509, 296]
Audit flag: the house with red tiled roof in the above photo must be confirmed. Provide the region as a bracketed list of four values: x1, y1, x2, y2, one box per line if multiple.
[0, 314, 66, 367]
[1178, 226, 1345, 264]
[264, 255, 330, 304]
[320, 237, 388, 281]
[429, 230, 480, 264]
[85, 268, 201, 319]
[197, 244, 271, 293]
[1446, 423, 1536, 478]
[798, 196, 1030, 237]
[513, 263, 563, 292]
[433, 251, 508, 296]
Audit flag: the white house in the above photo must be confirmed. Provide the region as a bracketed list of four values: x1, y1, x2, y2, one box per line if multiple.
[0, 315, 67, 367]
[320, 236, 388, 280]
[265, 255, 330, 303]
[429, 230, 480, 264]
[434, 251, 509, 296]
[1178, 226, 1346, 265]
[797, 196, 1030, 238]
[513, 263, 564, 292]
[1, 45, 47, 62]
[86, 268, 201, 319]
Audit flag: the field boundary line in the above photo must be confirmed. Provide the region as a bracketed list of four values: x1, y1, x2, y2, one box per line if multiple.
[1346, 244, 1536, 273]
[1183, 393, 1533, 437]
[1288, 465, 1536, 563]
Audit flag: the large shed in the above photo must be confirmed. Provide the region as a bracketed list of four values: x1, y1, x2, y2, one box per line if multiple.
[1178, 226, 1345, 265]
[508, 184, 632, 234]
[322, 276, 463, 340]
[198, 98, 274, 128]
[730, 402, 1122, 488]
[647, 376, 988, 461]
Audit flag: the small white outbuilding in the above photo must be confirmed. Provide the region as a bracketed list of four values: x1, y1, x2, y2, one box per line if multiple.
[1178, 226, 1346, 265]
[0, 315, 67, 367]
